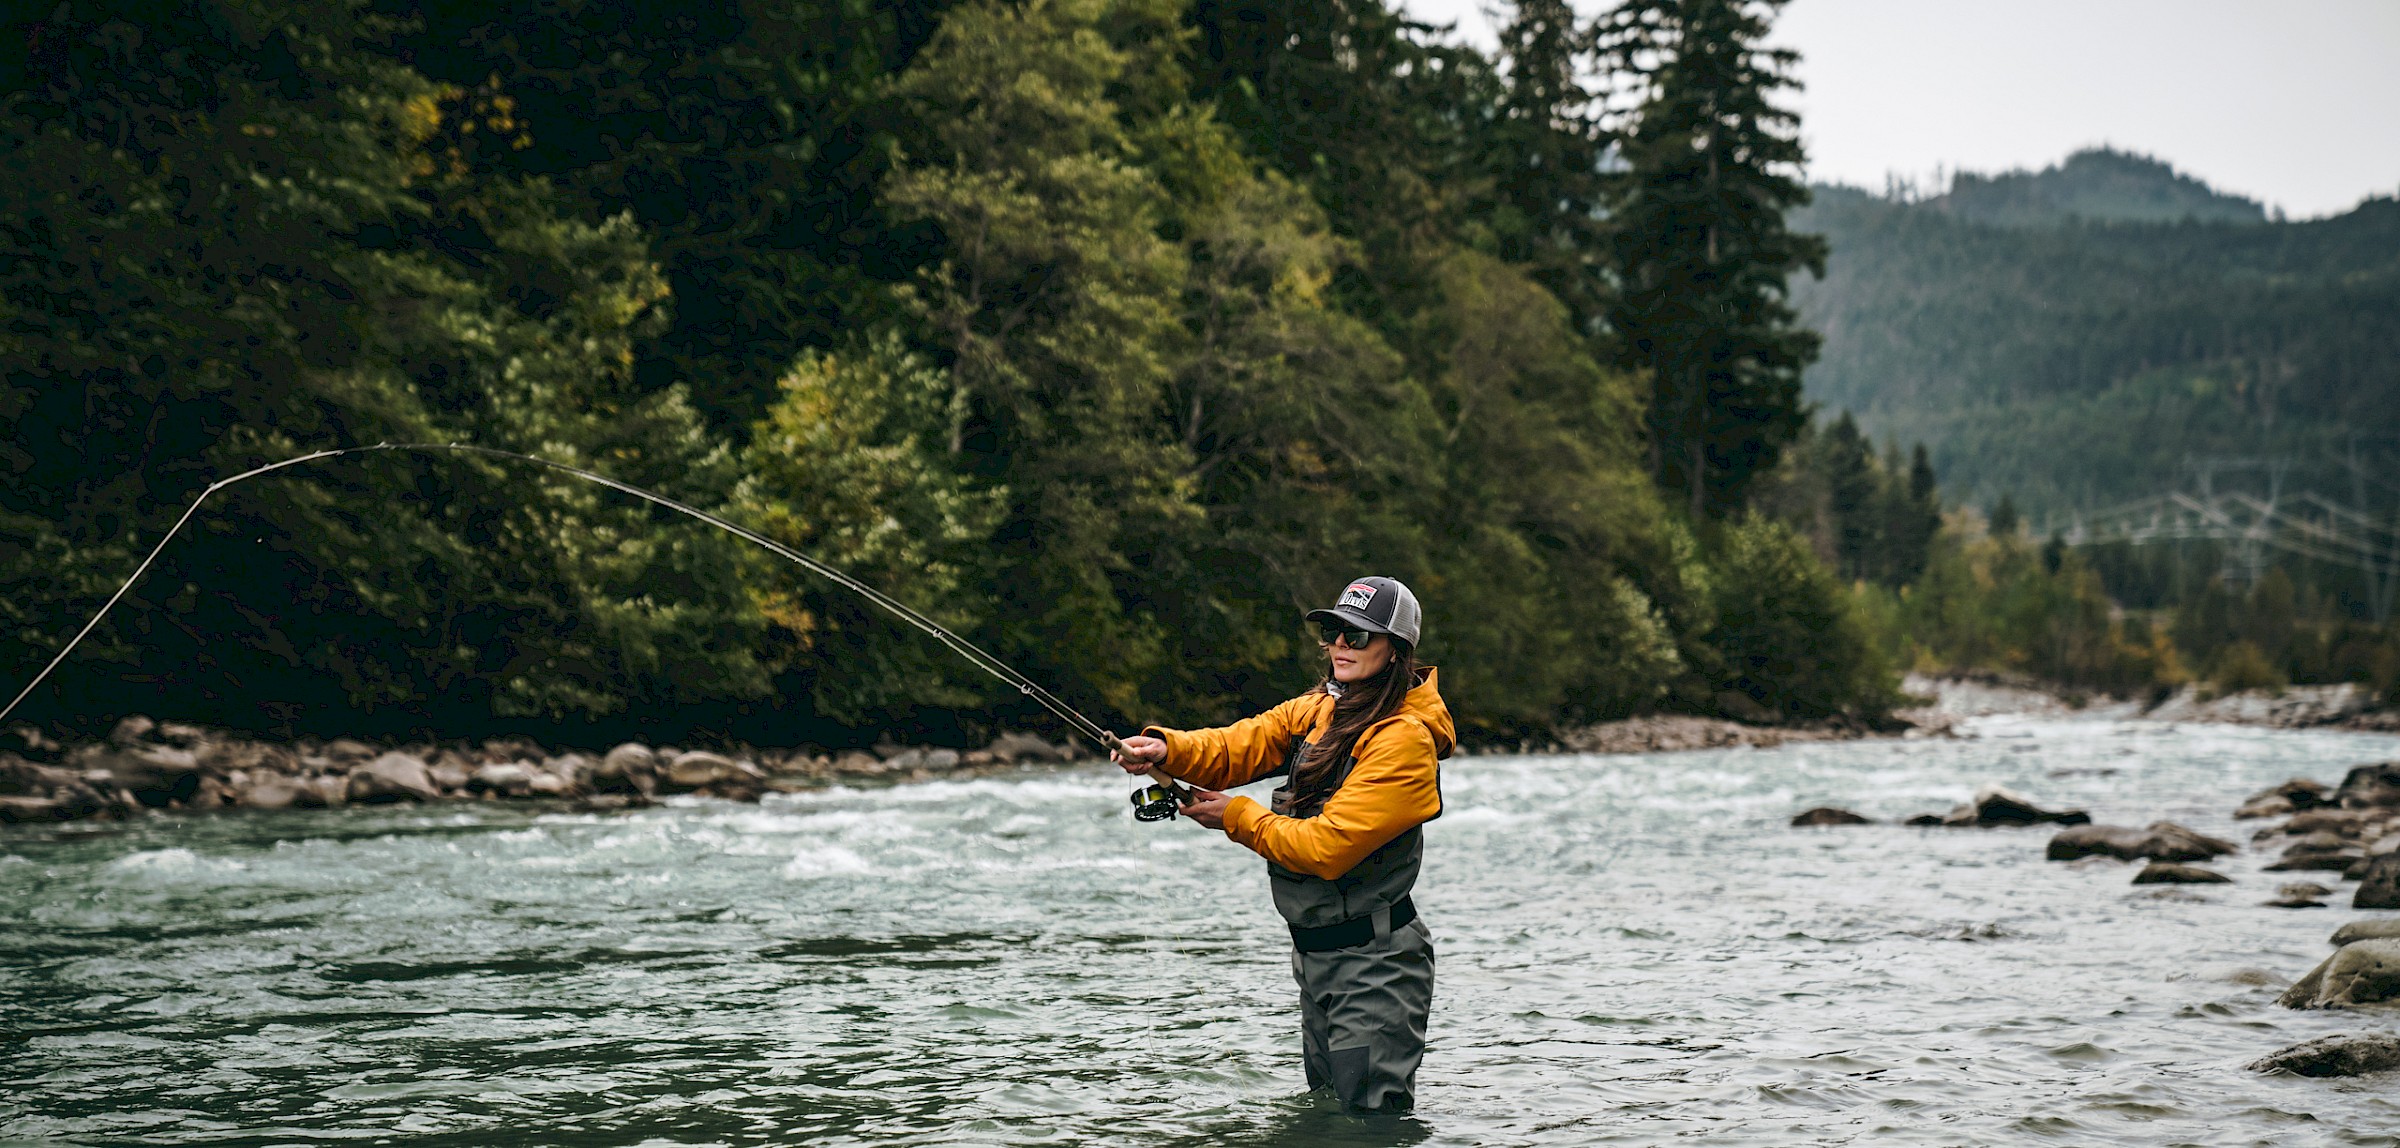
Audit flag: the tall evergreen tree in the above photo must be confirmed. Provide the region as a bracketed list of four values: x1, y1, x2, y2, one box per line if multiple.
[1483, 0, 1612, 336]
[1599, 0, 1824, 518]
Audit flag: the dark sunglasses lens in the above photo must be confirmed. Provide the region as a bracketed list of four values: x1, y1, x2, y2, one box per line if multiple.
[1317, 625, 1375, 649]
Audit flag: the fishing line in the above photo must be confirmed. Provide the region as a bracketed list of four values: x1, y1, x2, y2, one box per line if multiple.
[0, 442, 1130, 756]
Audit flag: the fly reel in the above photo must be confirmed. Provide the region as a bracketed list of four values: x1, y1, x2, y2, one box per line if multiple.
[1130, 776, 1191, 822]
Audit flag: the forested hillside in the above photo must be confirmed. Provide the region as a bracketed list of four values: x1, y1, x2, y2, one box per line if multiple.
[1792, 149, 2400, 517]
[1, 0, 1892, 745]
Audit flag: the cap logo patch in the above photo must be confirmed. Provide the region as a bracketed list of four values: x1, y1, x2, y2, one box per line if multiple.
[1339, 582, 1377, 611]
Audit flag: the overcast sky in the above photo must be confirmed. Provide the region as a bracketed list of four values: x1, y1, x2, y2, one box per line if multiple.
[1399, 0, 2400, 219]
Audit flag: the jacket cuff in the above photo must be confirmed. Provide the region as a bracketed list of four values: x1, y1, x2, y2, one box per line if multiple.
[1221, 795, 1270, 844]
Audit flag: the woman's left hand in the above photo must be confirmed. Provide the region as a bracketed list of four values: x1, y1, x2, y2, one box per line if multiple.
[1179, 788, 1232, 830]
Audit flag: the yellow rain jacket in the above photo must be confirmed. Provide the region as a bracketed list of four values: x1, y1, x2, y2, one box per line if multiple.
[1145, 667, 1453, 880]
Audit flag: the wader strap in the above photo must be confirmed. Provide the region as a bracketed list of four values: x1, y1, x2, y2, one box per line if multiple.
[1288, 895, 1416, 953]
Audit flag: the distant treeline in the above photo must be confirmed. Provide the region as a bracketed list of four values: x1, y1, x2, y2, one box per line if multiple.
[1792, 149, 2400, 517]
[0, 0, 1900, 745]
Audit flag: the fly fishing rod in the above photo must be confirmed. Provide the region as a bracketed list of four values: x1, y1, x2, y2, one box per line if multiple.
[0, 442, 1193, 814]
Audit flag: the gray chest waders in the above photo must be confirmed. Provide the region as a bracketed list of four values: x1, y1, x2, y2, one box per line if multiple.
[1270, 737, 1434, 1114]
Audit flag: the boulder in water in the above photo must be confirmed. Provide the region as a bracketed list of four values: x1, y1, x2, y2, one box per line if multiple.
[2132, 862, 2229, 885]
[2249, 1034, 2400, 1077]
[346, 752, 438, 803]
[2280, 938, 2400, 1009]
[1943, 785, 2090, 827]
[2048, 822, 2234, 863]
[1791, 806, 1873, 827]
[2331, 919, 2400, 946]
[2354, 855, 2400, 910]
[2236, 777, 2333, 819]
[1902, 813, 1945, 827]
[2337, 763, 2400, 810]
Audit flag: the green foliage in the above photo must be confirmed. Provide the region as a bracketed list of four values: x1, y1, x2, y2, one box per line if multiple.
[1600, 0, 1824, 519]
[0, 0, 1904, 742]
[736, 334, 1001, 722]
[1704, 515, 1893, 719]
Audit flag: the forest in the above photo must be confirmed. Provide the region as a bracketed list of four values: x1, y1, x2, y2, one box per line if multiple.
[0, 0, 1903, 747]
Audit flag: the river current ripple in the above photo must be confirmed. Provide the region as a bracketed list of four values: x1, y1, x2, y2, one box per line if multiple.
[6, 715, 2400, 1146]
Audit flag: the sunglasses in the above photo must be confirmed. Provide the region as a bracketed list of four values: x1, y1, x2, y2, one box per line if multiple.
[1318, 625, 1378, 651]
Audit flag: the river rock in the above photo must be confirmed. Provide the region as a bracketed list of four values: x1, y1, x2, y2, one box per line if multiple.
[1791, 806, 1873, 827]
[1902, 812, 1946, 826]
[2331, 919, 2400, 946]
[321, 738, 378, 765]
[470, 762, 536, 797]
[2249, 1034, 2400, 1077]
[2267, 849, 2365, 873]
[2280, 938, 2400, 1009]
[2353, 854, 2400, 910]
[108, 714, 158, 746]
[479, 736, 547, 764]
[242, 777, 306, 810]
[660, 751, 766, 797]
[2047, 822, 2234, 863]
[2337, 763, 2400, 810]
[592, 743, 659, 795]
[2280, 882, 2336, 900]
[985, 731, 1074, 764]
[346, 752, 438, 803]
[427, 753, 474, 794]
[2236, 777, 2334, 819]
[76, 744, 204, 807]
[1943, 785, 2090, 827]
[2132, 862, 2229, 885]
[831, 750, 884, 776]
[0, 795, 68, 822]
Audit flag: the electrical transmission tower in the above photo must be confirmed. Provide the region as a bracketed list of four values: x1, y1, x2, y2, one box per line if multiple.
[2054, 454, 2400, 624]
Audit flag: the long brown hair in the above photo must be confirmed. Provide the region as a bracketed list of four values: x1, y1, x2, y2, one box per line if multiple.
[1289, 638, 1419, 815]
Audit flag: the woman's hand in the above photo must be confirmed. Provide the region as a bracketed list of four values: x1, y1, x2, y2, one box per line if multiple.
[1111, 734, 1166, 773]
[1179, 788, 1232, 830]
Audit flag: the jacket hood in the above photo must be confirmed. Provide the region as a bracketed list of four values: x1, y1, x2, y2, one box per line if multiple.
[1397, 666, 1455, 760]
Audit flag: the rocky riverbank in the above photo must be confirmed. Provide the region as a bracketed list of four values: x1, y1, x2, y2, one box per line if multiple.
[0, 715, 1098, 826]
[1903, 671, 2399, 732]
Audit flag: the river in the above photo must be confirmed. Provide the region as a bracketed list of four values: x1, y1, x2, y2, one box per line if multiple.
[5, 713, 2400, 1146]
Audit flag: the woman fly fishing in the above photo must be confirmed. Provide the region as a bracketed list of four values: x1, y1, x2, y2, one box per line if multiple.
[1111, 576, 1451, 1114]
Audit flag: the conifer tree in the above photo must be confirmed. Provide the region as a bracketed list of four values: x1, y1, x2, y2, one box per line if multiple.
[1599, 0, 1824, 519]
[1485, 0, 1612, 335]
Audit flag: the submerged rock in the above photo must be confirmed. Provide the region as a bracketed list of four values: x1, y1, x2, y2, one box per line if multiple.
[1790, 806, 1872, 827]
[2132, 862, 2229, 885]
[2249, 1034, 2400, 1077]
[2279, 938, 2400, 1009]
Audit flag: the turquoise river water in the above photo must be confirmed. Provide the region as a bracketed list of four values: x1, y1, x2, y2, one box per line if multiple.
[6, 714, 2400, 1146]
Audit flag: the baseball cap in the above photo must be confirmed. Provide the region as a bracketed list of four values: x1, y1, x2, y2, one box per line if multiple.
[1304, 576, 1422, 646]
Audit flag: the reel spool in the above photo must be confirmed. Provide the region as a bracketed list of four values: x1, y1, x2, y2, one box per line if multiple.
[1130, 779, 1188, 822]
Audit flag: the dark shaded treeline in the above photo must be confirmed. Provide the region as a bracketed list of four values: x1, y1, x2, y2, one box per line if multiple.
[0, 0, 1890, 749]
